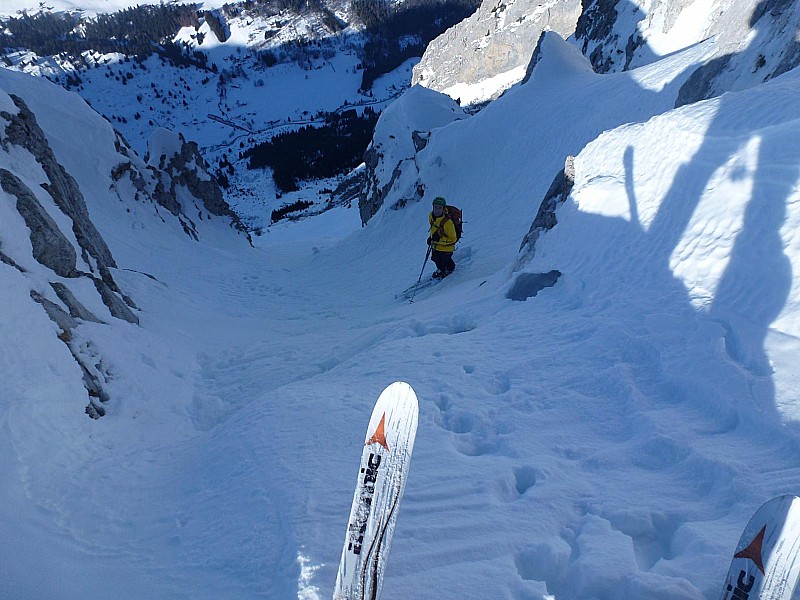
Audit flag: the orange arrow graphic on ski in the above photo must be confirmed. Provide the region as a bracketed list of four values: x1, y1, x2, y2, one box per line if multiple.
[735, 525, 767, 575]
[366, 413, 390, 451]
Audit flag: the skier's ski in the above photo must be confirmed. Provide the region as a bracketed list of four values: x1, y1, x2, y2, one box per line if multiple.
[334, 382, 419, 600]
[720, 495, 800, 600]
[395, 275, 445, 301]
[397, 247, 472, 302]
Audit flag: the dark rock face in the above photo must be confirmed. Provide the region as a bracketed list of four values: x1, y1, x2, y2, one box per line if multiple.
[0, 168, 78, 278]
[50, 282, 102, 323]
[412, 0, 581, 98]
[1, 93, 145, 416]
[1, 95, 136, 318]
[4, 95, 118, 271]
[144, 131, 249, 239]
[517, 155, 575, 266]
[574, 0, 800, 104]
[575, 0, 620, 48]
[359, 159, 407, 226]
[1, 86, 248, 417]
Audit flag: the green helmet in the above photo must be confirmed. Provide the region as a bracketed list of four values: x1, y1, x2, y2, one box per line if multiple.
[432, 197, 446, 206]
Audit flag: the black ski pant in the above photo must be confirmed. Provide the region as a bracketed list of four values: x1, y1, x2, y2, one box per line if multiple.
[432, 249, 455, 274]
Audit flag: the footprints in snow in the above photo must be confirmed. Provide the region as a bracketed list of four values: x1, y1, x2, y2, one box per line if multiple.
[432, 390, 540, 497]
[432, 393, 504, 457]
[512, 510, 696, 599]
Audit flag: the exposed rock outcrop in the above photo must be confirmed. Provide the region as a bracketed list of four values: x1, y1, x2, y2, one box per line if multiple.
[143, 128, 249, 239]
[412, 0, 581, 103]
[50, 282, 102, 323]
[1, 95, 137, 322]
[0, 168, 78, 278]
[358, 86, 466, 224]
[516, 155, 575, 268]
[4, 94, 118, 273]
[573, 0, 800, 105]
[0, 71, 249, 418]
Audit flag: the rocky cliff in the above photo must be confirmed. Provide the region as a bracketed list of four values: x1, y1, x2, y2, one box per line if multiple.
[574, 0, 800, 105]
[0, 68, 245, 417]
[412, 0, 582, 104]
[358, 85, 466, 225]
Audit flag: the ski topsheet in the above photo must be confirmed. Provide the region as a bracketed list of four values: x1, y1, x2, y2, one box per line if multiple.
[334, 382, 419, 600]
[720, 495, 800, 600]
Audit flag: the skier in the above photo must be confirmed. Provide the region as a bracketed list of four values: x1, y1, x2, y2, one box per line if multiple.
[427, 197, 458, 279]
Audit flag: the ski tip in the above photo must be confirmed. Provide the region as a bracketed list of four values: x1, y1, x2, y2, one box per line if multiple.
[385, 381, 415, 394]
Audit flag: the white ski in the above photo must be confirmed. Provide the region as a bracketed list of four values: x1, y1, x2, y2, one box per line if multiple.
[334, 382, 419, 600]
[720, 495, 800, 600]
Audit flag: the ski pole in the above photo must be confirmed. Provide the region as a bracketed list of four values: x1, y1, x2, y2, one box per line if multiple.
[417, 243, 432, 284]
[409, 243, 432, 303]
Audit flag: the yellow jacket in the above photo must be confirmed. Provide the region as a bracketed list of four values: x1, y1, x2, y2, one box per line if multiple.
[428, 211, 457, 253]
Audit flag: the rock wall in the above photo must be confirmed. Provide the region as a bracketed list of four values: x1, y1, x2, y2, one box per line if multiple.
[0, 80, 243, 417]
[573, 0, 800, 105]
[412, 0, 582, 102]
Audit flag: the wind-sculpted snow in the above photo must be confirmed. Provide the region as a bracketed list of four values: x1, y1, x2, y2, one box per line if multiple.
[359, 84, 466, 224]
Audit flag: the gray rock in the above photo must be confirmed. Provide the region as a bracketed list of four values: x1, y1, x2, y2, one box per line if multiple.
[93, 278, 139, 325]
[50, 282, 103, 323]
[1, 95, 145, 321]
[516, 155, 575, 267]
[4, 95, 117, 270]
[0, 247, 25, 272]
[0, 168, 77, 277]
[330, 167, 365, 209]
[150, 172, 182, 216]
[146, 130, 250, 239]
[573, 0, 800, 105]
[30, 289, 78, 332]
[412, 130, 430, 153]
[412, 0, 581, 100]
[360, 161, 408, 225]
[30, 287, 111, 419]
[574, 0, 623, 72]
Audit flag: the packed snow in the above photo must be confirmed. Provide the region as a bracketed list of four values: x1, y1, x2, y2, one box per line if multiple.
[3, 16, 800, 600]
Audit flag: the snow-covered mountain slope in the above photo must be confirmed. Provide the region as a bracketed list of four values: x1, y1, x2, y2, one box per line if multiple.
[414, 0, 800, 109]
[4, 19, 800, 599]
[575, 0, 800, 105]
[0, 66, 247, 418]
[358, 84, 466, 224]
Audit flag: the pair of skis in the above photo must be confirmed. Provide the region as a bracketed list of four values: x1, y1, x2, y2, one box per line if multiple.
[333, 383, 800, 600]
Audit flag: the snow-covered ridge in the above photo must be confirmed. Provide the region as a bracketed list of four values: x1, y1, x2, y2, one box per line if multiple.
[574, 0, 800, 105]
[415, 0, 800, 108]
[0, 67, 246, 417]
[0, 0, 446, 229]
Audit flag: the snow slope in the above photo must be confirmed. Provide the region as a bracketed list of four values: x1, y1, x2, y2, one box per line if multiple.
[3, 21, 800, 600]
